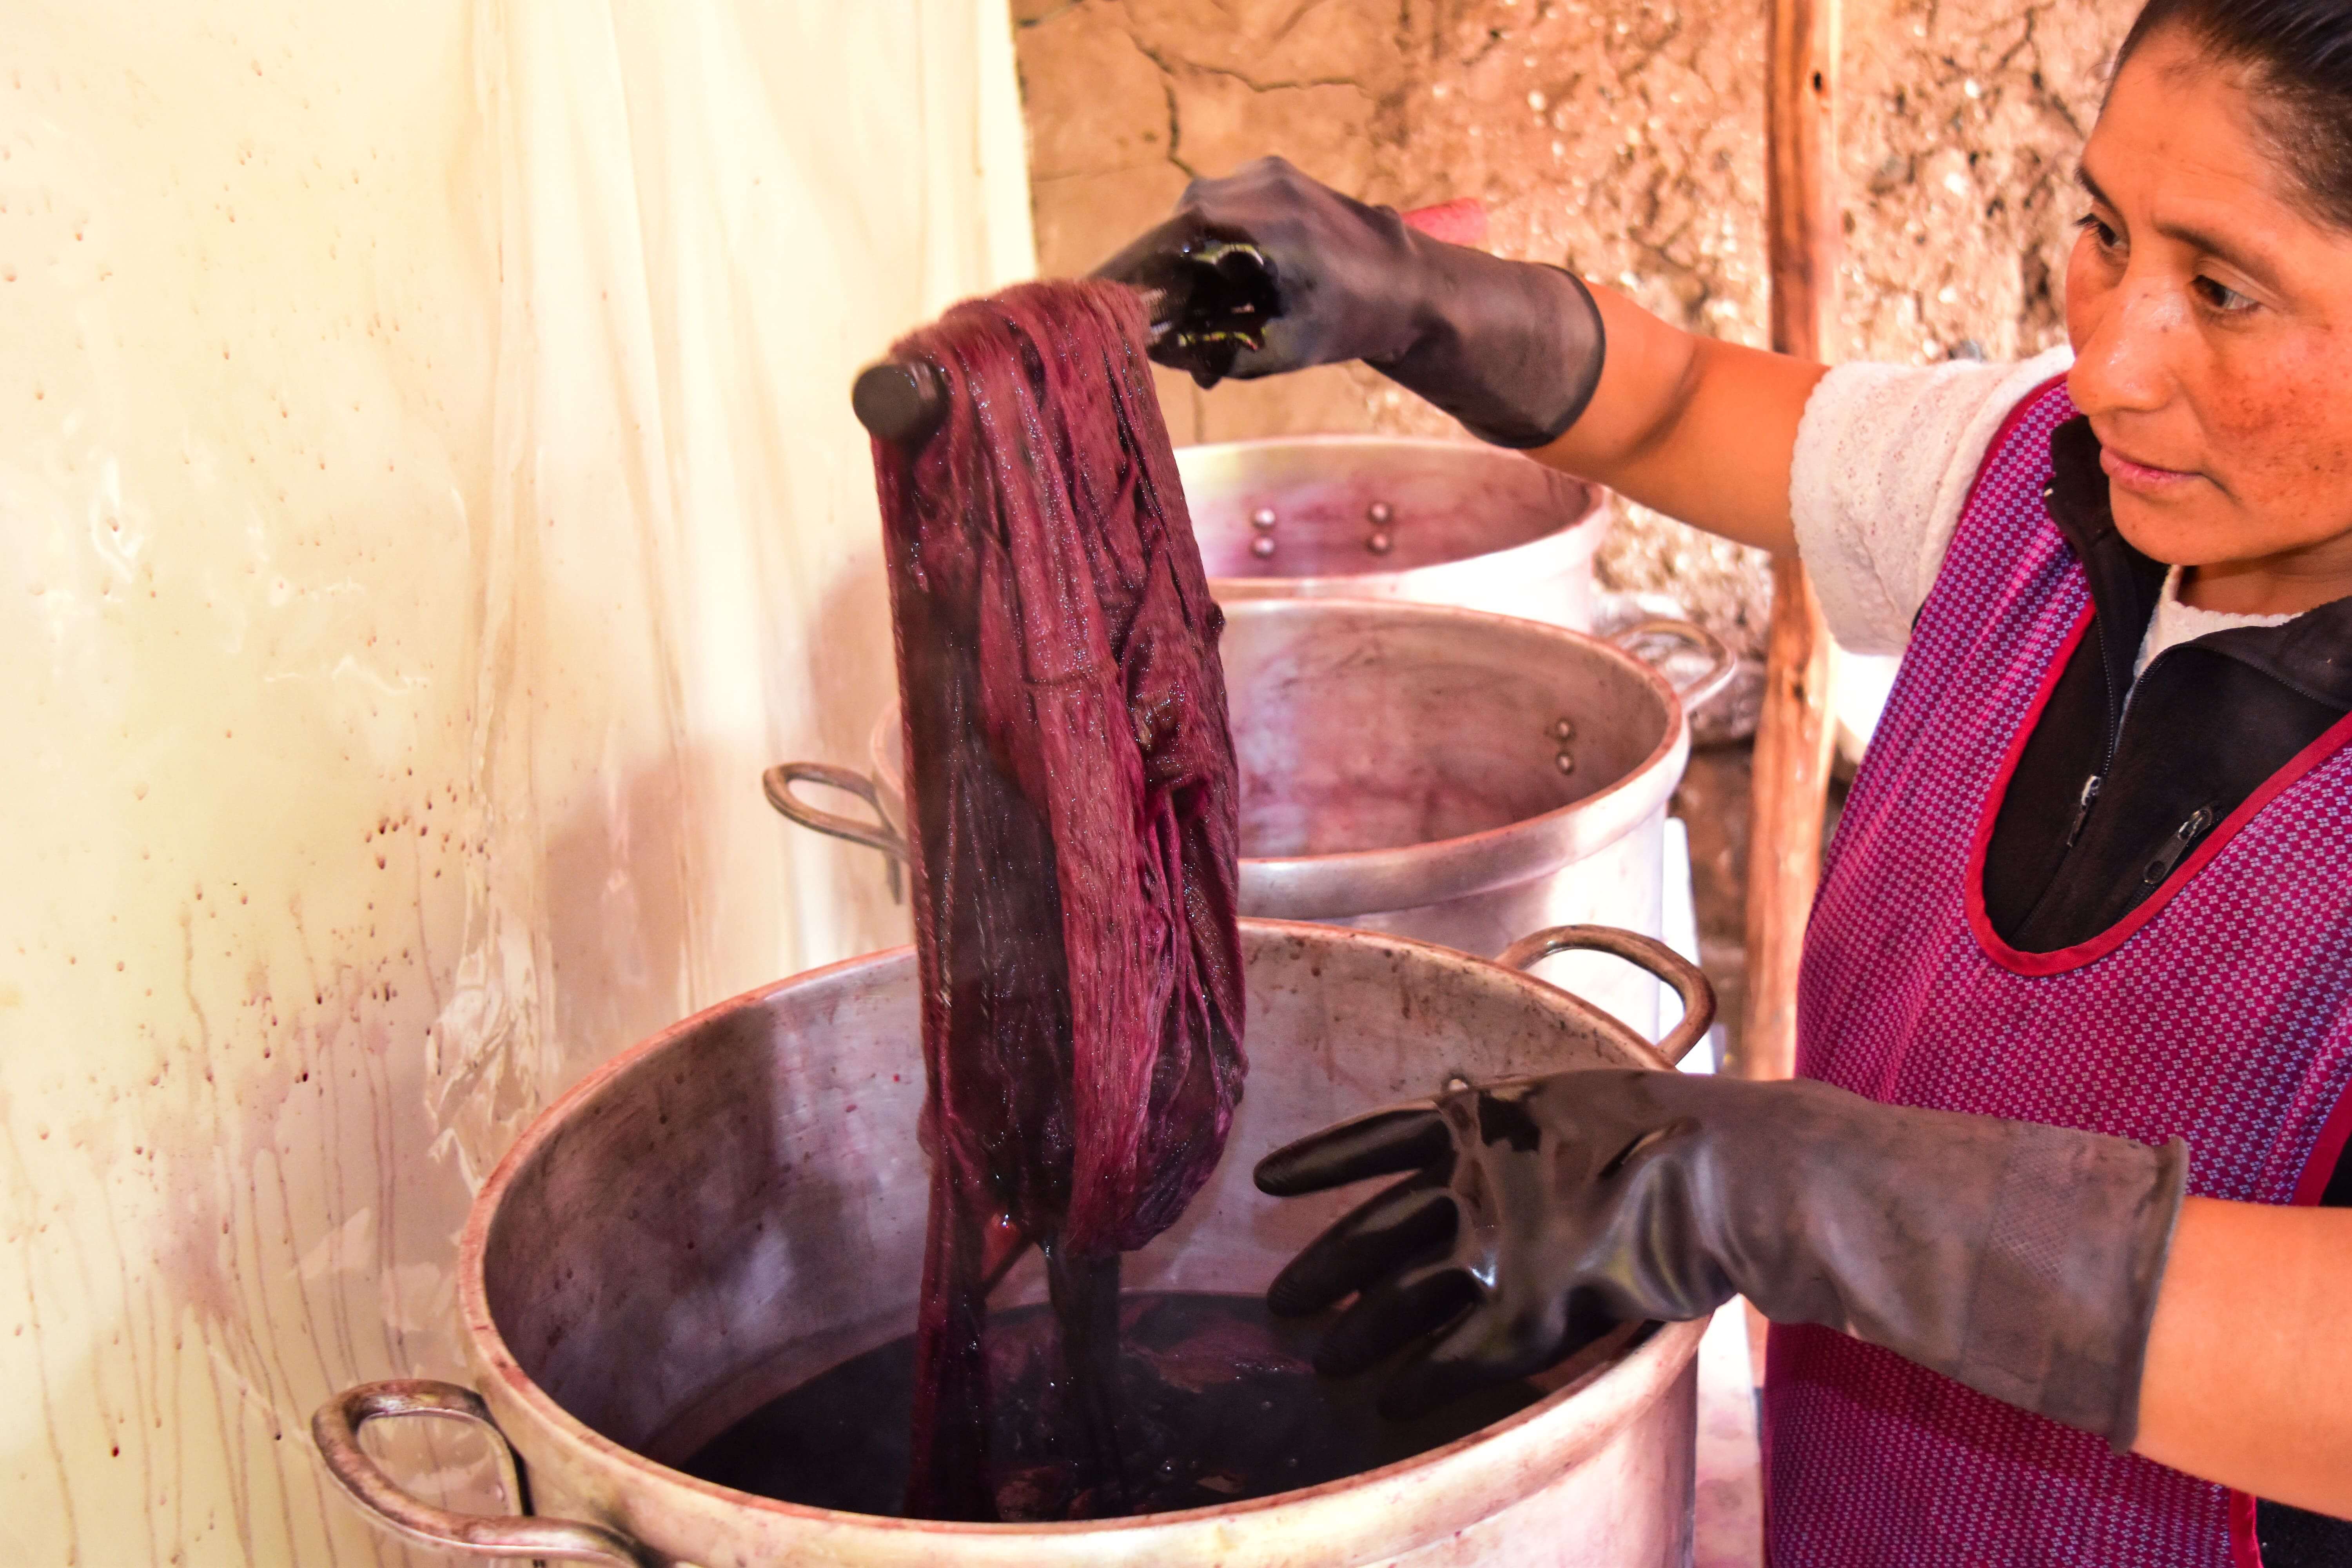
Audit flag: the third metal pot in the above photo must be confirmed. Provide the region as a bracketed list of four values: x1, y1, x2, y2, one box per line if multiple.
[1178, 436, 1606, 629]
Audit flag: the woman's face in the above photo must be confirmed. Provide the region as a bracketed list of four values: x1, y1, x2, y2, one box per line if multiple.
[2067, 26, 2352, 610]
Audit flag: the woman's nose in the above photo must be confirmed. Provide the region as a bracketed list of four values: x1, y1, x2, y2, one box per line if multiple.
[2069, 274, 2184, 418]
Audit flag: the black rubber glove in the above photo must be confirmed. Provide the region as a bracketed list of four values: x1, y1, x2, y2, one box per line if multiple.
[1093, 156, 1605, 449]
[1255, 1069, 2189, 1451]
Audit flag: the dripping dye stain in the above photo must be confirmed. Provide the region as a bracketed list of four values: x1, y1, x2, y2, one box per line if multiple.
[681, 1292, 1545, 1521]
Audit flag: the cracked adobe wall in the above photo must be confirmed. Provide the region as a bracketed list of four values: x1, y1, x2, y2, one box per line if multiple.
[1015, 0, 2138, 670]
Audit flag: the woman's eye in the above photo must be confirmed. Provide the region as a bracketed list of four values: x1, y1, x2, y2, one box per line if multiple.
[2194, 276, 2255, 314]
[2074, 212, 2122, 253]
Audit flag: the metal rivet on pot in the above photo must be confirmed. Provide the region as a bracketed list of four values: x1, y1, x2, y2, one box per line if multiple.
[1552, 717, 1575, 742]
[1250, 535, 1277, 559]
[1365, 531, 1394, 554]
[1367, 501, 1393, 524]
[1251, 506, 1278, 530]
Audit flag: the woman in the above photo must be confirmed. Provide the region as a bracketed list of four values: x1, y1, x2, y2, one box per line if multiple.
[1102, 2, 2352, 1563]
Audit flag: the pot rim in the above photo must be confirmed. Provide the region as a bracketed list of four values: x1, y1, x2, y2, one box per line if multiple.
[1177, 434, 1604, 601]
[871, 599, 1690, 920]
[454, 921, 1704, 1560]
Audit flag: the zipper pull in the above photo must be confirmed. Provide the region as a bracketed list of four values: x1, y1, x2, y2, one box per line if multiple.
[2065, 774, 2103, 847]
[2140, 804, 2220, 887]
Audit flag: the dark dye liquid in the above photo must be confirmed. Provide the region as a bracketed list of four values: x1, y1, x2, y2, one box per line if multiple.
[681, 1291, 1546, 1521]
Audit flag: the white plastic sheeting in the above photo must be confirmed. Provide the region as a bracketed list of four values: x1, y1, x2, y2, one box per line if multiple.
[0, 2, 1032, 1561]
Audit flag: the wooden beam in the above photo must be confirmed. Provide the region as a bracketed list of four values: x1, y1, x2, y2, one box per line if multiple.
[1744, 0, 1848, 1434]
[1740, 0, 1843, 1089]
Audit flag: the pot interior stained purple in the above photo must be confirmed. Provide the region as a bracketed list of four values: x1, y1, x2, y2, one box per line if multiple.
[450, 922, 1706, 1567]
[1217, 601, 1668, 867]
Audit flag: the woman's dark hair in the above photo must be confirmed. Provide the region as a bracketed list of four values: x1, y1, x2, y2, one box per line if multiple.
[2117, 0, 2352, 228]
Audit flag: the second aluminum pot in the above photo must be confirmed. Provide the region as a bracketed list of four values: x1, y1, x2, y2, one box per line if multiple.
[768, 599, 1730, 1033]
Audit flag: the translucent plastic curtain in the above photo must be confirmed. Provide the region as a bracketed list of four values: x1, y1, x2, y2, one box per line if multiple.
[0, 2, 1033, 1561]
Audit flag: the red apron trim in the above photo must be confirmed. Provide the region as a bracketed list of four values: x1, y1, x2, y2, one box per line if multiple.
[2230, 1488, 2265, 1568]
[1969, 659, 2352, 977]
[2290, 1078, 2352, 1207]
[1960, 603, 2089, 969]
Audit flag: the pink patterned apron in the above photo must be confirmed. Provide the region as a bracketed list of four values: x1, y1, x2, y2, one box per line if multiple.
[1764, 376, 2352, 1567]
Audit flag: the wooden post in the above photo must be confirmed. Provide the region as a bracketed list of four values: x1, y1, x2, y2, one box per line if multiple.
[1741, 0, 1842, 1086]
[1743, 0, 1843, 1440]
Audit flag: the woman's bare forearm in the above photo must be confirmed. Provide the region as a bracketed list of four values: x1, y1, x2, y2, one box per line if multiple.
[1532, 284, 1825, 557]
[2133, 1196, 2352, 1516]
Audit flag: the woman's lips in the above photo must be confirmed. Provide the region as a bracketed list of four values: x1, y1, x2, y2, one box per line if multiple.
[2100, 445, 2200, 494]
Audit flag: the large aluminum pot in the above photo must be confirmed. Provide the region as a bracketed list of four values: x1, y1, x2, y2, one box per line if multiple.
[316, 921, 1713, 1567]
[1178, 436, 1605, 628]
[766, 599, 1730, 1032]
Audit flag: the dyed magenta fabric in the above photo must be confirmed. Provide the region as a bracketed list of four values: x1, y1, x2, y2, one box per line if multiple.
[871, 279, 1245, 1519]
[1769, 377, 2352, 1565]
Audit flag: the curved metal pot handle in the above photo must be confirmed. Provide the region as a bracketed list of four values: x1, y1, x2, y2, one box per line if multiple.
[312, 1380, 659, 1566]
[1610, 617, 1737, 713]
[762, 761, 906, 902]
[1497, 924, 1717, 1066]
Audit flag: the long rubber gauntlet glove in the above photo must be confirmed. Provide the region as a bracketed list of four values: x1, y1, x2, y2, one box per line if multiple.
[1255, 1069, 2189, 1451]
[1094, 156, 1604, 448]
